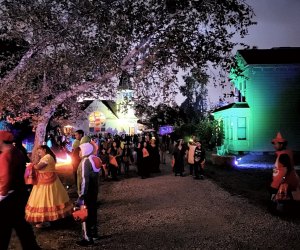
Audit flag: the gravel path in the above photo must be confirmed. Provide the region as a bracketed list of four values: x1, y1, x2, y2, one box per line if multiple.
[96, 163, 300, 250]
[8, 157, 300, 249]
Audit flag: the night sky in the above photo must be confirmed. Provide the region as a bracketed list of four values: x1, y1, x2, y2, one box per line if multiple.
[241, 0, 300, 50]
[205, 0, 300, 106]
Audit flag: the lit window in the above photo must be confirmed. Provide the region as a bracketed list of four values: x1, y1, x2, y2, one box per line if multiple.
[237, 117, 246, 140]
[88, 111, 106, 133]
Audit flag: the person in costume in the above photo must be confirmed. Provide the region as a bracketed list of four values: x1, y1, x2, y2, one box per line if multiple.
[0, 131, 40, 250]
[193, 140, 206, 180]
[187, 139, 196, 176]
[148, 137, 161, 173]
[76, 142, 102, 246]
[25, 145, 72, 228]
[270, 132, 300, 199]
[71, 130, 84, 185]
[172, 139, 186, 177]
[121, 143, 133, 176]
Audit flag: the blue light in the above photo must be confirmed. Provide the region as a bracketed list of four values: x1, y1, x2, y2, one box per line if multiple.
[233, 155, 273, 170]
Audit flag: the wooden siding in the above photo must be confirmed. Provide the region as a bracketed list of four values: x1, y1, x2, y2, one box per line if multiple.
[245, 65, 300, 151]
[213, 106, 250, 153]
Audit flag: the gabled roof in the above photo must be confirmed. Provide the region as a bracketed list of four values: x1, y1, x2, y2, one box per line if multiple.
[237, 47, 300, 65]
[80, 100, 119, 118]
[102, 100, 119, 118]
[213, 102, 249, 113]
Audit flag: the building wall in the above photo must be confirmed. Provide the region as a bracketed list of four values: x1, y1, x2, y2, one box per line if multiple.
[245, 65, 300, 152]
[73, 100, 138, 135]
[213, 106, 250, 153]
[216, 63, 300, 154]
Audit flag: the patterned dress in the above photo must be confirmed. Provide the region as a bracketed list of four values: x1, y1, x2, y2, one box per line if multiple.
[25, 154, 72, 223]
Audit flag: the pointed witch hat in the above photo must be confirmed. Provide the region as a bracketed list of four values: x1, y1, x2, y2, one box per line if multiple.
[271, 132, 287, 144]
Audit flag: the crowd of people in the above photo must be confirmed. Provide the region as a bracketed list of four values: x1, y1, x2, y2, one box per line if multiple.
[1, 127, 300, 249]
[69, 131, 206, 182]
[0, 128, 212, 248]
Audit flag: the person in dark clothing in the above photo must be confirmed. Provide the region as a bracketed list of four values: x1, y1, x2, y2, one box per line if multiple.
[99, 145, 109, 180]
[107, 141, 122, 181]
[160, 136, 167, 164]
[122, 143, 133, 176]
[172, 139, 186, 176]
[141, 141, 151, 179]
[193, 140, 206, 180]
[148, 138, 161, 173]
[13, 139, 31, 163]
[0, 131, 40, 250]
[135, 142, 143, 176]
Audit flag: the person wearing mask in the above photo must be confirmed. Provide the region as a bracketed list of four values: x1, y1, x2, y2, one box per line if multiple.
[0, 131, 40, 250]
[80, 135, 99, 156]
[76, 142, 102, 246]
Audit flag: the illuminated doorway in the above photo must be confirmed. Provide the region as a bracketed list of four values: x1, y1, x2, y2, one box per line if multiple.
[129, 127, 135, 135]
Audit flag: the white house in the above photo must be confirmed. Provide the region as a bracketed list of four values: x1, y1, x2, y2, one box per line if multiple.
[71, 89, 139, 135]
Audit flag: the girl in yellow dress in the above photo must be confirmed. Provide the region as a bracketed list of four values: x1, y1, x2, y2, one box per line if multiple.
[25, 145, 73, 228]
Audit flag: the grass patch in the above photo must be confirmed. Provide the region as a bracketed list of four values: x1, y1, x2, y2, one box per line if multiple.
[205, 164, 300, 222]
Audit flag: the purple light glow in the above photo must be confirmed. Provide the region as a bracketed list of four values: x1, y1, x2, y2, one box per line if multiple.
[235, 163, 273, 170]
[159, 125, 174, 135]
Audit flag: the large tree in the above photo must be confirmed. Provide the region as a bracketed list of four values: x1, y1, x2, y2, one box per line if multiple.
[180, 68, 209, 123]
[135, 102, 186, 130]
[0, 0, 255, 159]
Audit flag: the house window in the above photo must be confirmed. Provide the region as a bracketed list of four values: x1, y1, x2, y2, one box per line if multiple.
[225, 119, 229, 140]
[88, 111, 106, 133]
[226, 119, 231, 140]
[243, 80, 246, 91]
[230, 122, 233, 140]
[237, 117, 246, 140]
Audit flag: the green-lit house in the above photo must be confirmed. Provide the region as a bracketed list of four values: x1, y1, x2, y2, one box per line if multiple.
[213, 47, 300, 156]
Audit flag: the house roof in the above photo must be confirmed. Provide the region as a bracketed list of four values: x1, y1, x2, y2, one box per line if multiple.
[80, 100, 119, 118]
[102, 100, 119, 118]
[213, 102, 249, 113]
[238, 47, 300, 65]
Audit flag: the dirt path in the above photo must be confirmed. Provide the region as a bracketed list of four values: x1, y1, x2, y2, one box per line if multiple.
[9, 159, 300, 249]
[97, 166, 300, 250]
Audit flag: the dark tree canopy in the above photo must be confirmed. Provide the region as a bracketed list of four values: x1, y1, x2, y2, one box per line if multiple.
[0, 0, 255, 128]
[180, 68, 209, 122]
[0, 0, 256, 160]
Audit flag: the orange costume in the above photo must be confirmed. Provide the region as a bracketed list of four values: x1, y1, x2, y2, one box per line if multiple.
[271, 132, 300, 191]
[25, 154, 73, 223]
[271, 149, 299, 190]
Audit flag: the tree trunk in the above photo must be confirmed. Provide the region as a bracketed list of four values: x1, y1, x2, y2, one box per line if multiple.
[31, 118, 50, 163]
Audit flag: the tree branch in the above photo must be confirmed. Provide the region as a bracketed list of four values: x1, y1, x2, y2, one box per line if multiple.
[0, 48, 35, 88]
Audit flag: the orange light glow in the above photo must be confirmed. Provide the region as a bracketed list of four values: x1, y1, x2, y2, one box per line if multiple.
[57, 154, 72, 164]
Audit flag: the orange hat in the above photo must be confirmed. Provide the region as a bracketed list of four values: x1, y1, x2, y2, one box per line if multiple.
[272, 132, 287, 144]
[0, 131, 14, 142]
